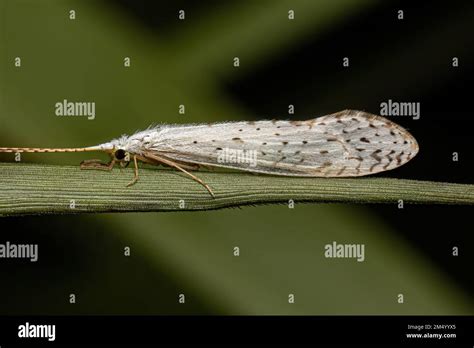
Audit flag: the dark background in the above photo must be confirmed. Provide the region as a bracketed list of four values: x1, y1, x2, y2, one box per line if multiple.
[0, 0, 472, 315]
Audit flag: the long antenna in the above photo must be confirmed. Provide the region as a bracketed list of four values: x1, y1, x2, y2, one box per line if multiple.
[0, 146, 104, 153]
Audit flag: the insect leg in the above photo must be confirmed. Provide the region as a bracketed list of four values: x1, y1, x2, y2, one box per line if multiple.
[80, 158, 116, 171]
[168, 160, 201, 171]
[142, 152, 215, 198]
[80, 159, 105, 165]
[126, 155, 139, 187]
[134, 154, 199, 171]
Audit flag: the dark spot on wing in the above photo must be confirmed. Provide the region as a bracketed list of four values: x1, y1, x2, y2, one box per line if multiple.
[396, 151, 404, 165]
[371, 150, 382, 162]
[322, 161, 332, 167]
[370, 163, 380, 172]
[355, 163, 361, 174]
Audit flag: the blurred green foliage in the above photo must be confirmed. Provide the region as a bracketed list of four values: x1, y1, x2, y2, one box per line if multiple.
[0, 0, 472, 314]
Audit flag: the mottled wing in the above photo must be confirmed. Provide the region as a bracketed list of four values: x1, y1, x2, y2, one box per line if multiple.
[144, 110, 419, 177]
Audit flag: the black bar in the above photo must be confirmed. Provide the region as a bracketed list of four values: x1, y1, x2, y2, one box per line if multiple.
[0, 315, 472, 345]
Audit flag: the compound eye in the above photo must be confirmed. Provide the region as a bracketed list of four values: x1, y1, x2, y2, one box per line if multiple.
[114, 149, 126, 160]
